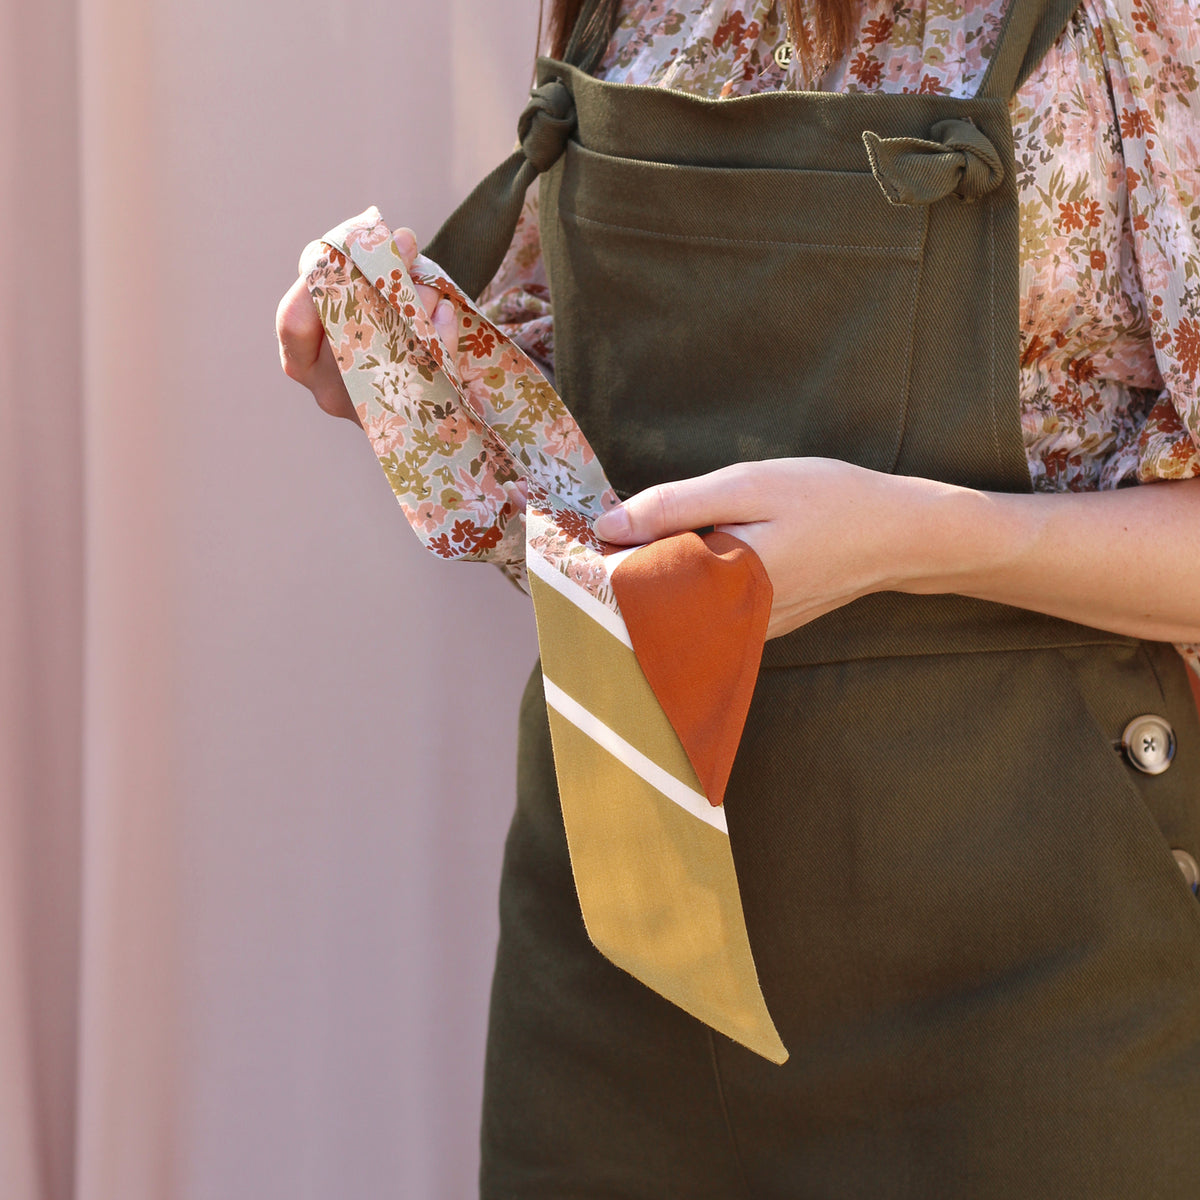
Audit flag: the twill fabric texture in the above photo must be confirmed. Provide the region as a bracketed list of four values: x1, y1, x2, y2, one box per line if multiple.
[421, 0, 1200, 1195]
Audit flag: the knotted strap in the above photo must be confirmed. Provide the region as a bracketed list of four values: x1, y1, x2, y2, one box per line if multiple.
[424, 79, 577, 300]
[301, 208, 787, 1065]
[517, 78, 576, 170]
[862, 119, 1004, 207]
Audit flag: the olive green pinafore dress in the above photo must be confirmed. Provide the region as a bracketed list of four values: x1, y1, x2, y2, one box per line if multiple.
[427, 1, 1200, 1194]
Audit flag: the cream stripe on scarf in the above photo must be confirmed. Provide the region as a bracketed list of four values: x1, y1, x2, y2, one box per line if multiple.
[544, 705, 787, 1062]
[528, 571, 706, 796]
[527, 542, 633, 650]
[540, 677, 724, 834]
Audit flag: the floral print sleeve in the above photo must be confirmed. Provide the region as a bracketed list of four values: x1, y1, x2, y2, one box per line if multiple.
[477, 181, 556, 382]
[1070, 0, 1200, 678]
[1094, 0, 1200, 482]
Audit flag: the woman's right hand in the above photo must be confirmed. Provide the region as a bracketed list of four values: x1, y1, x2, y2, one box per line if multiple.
[274, 226, 459, 427]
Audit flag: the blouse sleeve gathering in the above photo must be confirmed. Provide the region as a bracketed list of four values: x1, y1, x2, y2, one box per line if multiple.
[1089, 0, 1200, 678]
[477, 178, 556, 383]
[1100, 0, 1200, 481]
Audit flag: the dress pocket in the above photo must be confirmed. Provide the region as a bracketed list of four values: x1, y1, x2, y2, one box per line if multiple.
[721, 640, 1200, 1027]
[543, 141, 929, 497]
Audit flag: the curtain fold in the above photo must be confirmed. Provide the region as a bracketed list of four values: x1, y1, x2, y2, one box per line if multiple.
[2, 0, 85, 1197]
[2, 2, 540, 1196]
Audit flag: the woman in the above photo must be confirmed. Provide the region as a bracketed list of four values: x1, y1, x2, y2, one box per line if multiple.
[277, 1, 1200, 1194]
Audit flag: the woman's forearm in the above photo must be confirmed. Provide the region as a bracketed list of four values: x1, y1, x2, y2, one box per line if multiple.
[901, 475, 1200, 643]
[592, 460, 1200, 644]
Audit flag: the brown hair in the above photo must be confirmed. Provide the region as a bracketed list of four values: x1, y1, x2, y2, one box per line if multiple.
[542, 1, 860, 73]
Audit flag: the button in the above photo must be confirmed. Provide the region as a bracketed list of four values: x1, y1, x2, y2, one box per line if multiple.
[1120, 714, 1176, 775]
[1173, 849, 1200, 894]
[774, 40, 794, 69]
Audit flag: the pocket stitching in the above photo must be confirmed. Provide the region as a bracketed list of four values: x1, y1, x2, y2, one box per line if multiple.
[562, 208, 925, 252]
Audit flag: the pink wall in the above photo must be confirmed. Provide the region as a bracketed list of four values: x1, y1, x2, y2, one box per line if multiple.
[2, 2, 544, 1196]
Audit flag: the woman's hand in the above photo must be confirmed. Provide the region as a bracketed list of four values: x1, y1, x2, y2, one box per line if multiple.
[593, 458, 949, 640]
[592, 458, 1200, 644]
[274, 227, 458, 426]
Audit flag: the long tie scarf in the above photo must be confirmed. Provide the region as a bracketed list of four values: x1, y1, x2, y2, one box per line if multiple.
[300, 208, 786, 1064]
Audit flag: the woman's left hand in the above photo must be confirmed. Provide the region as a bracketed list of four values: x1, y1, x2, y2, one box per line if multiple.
[592, 458, 941, 640]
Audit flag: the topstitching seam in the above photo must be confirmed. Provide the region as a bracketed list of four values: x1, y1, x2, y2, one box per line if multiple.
[988, 199, 1004, 477]
[887, 206, 930, 473]
[562, 209, 924, 253]
[760, 637, 1140, 672]
[706, 1028, 753, 1200]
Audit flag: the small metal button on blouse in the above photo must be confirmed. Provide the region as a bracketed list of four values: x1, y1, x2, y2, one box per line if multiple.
[1173, 849, 1200, 894]
[1120, 714, 1176, 775]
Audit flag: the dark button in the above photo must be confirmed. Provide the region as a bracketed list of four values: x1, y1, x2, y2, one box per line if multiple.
[1172, 849, 1200, 894]
[1120, 714, 1176, 775]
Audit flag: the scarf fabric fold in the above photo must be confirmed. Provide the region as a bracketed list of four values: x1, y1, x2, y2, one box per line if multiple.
[300, 208, 786, 1063]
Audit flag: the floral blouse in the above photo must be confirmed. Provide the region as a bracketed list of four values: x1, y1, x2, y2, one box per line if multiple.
[478, 0, 1200, 669]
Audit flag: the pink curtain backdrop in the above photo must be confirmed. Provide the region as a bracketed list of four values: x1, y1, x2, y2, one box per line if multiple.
[1, 1, 542, 1195]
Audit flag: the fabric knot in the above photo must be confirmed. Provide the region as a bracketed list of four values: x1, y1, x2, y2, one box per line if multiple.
[517, 79, 577, 173]
[862, 119, 1004, 207]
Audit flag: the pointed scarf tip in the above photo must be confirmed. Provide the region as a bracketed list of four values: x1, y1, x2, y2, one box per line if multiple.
[609, 530, 772, 808]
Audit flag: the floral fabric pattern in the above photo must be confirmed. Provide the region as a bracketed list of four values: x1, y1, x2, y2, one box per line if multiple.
[479, 0, 1200, 669]
[301, 207, 618, 598]
[483, 0, 1200, 492]
[526, 485, 621, 609]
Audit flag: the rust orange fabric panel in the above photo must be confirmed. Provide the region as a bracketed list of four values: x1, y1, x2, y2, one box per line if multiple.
[610, 531, 772, 808]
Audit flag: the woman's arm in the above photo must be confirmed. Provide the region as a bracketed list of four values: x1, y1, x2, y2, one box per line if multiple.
[592, 459, 1200, 643]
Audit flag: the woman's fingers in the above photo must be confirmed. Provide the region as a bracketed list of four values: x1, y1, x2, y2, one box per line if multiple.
[591, 457, 911, 641]
[391, 226, 419, 269]
[393, 225, 443, 325]
[432, 298, 459, 356]
[275, 275, 324, 382]
[276, 277, 359, 424]
[593, 463, 770, 543]
[393, 226, 459, 356]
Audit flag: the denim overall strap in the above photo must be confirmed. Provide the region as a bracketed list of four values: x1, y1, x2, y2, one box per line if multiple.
[422, 0, 611, 297]
[976, 0, 1086, 100]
